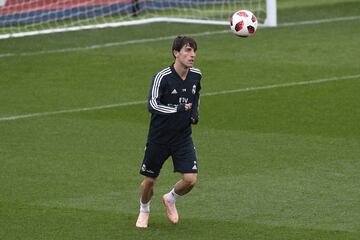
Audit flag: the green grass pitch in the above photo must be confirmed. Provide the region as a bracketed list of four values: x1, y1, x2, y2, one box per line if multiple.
[0, 1, 360, 239]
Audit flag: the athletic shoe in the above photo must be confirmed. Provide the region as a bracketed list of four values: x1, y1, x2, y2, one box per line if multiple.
[162, 194, 179, 224]
[136, 211, 149, 228]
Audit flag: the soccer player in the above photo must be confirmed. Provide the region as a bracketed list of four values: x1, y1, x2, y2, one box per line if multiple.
[136, 36, 202, 228]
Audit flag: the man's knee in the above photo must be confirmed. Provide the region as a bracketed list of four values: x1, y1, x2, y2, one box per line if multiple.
[141, 177, 157, 188]
[182, 173, 197, 187]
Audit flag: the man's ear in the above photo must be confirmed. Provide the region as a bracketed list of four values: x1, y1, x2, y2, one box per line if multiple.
[173, 50, 179, 58]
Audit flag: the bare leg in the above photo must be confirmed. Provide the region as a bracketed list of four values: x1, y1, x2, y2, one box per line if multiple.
[140, 176, 156, 204]
[136, 177, 156, 228]
[174, 173, 197, 196]
[162, 173, 197, 224]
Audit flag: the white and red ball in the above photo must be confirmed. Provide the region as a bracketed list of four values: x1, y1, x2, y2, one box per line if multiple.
[230, 10, 258, 37]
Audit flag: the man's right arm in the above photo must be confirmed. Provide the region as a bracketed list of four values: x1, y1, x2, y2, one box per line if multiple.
[147, 71, 191, 115]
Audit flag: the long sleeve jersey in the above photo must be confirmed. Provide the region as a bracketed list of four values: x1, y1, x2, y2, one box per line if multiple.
[147, 65, 202, 145]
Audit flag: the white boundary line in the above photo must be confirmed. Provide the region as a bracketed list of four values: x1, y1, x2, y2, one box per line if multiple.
[0, 30, 228, 58]
[202, 74, 360, 96]
[1, 74, 359, 122]
[278, 16, 360, 27]
[0, 15, 359, 58]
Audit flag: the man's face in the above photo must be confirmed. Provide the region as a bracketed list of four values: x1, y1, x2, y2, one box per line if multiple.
[174, 44, 196, 68]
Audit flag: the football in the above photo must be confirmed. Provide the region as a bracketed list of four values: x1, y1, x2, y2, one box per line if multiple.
[230, 10, 258, 37]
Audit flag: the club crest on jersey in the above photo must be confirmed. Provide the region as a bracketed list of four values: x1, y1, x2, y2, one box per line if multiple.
[141, 164, 146, 172]
[192, 85, 196, 95]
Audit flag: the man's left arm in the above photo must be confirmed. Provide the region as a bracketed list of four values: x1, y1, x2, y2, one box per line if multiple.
[190, 82, 201, 125]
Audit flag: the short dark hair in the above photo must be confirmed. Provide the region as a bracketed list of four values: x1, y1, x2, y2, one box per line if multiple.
[172, 36, 197, 58]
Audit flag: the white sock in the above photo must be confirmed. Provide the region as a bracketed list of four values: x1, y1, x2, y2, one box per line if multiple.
[140, 200, 150, 213]
[166, 188, 180, 203]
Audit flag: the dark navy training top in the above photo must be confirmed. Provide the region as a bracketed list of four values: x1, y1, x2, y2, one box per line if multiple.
[147, 64, 202, 145]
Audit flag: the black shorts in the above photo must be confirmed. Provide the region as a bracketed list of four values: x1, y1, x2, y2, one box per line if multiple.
[139, 140, 198, 178]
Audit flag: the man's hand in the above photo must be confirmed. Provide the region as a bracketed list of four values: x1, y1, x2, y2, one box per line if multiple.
[191, 116, 199, 125]
[184, 103, 192, 111]
[177, 103, 192, 112]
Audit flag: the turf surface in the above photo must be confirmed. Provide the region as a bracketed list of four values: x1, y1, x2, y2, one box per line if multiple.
[1, 1, 360, 239]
